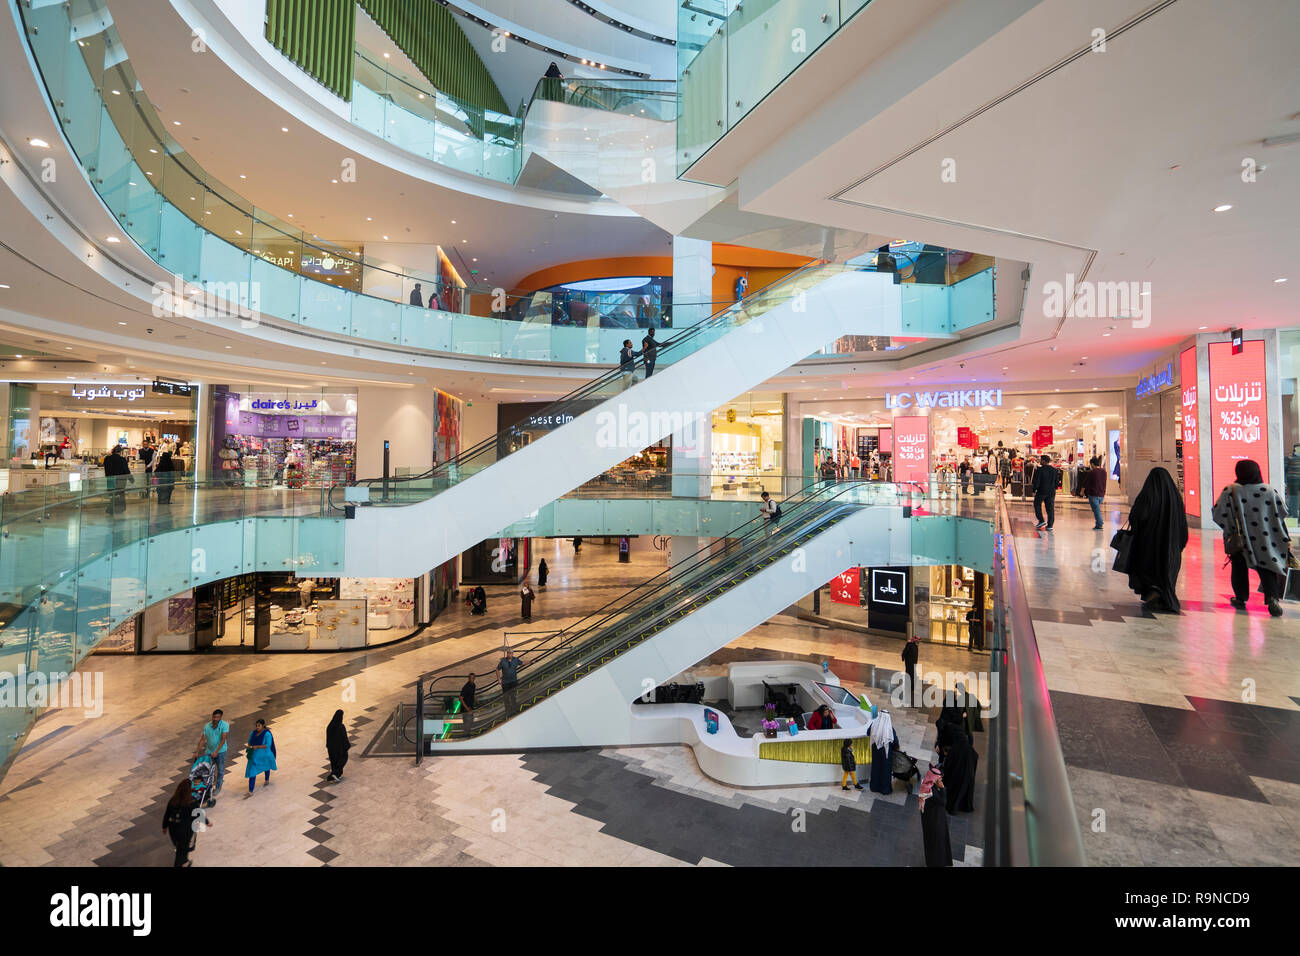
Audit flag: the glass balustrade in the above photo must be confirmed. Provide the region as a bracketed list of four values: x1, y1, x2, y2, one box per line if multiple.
[18, 0, 993, 367]
[0, 477, 344, 775]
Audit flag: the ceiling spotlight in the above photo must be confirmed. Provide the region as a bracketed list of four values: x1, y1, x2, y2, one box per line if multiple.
[1275, 277, 1287, 283]
[29, 137, 50, 148]
[172, 120, 181, 126]
[106, 236, 120, 243]
[1213, 203, 1232, 212]
[281, 127, 289, 132]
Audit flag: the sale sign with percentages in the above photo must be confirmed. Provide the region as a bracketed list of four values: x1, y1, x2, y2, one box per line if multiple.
[892, 416, 931, 486]
[829, 568, 861, 606]
[1208, 340, 1268, 493]
[957, 426, 975, 449]
[1179, 346, 1199, 515]
[1032, 426, 1053, 448]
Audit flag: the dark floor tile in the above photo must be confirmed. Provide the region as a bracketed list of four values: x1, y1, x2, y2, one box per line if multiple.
[1174, 764, 1267, 802]
[301, 826, 333, 844]
[1197, 711, 1271, 737]
[1102, 750, 1185, 787]
[1234, 754, 1300, 786]
[306, 845, 339, 863]
[1139, 703, 1211, 739]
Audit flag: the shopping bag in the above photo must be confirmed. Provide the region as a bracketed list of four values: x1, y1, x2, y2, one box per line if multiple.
[1110, 527, 1133, 574]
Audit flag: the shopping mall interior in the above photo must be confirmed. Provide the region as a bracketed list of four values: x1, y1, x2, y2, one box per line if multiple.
[0, 0, 1297, 907]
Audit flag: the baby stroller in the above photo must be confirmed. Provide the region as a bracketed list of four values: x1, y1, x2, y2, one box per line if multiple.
[189, 755, 216, 808]
[891, 747, 921, 793]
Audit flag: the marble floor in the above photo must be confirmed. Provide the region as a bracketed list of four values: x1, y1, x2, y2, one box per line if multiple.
[5, 494, 1289, 869]
[0, 538, 976, 868]
[1007, 498, 1300, 866]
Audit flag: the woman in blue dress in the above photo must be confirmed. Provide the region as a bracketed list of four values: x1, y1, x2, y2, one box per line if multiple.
[245, 719, 277, 793]
[867, 709, 899, 794]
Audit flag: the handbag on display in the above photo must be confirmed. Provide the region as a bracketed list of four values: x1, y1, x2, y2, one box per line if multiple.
[1110, 523, 1133, 574]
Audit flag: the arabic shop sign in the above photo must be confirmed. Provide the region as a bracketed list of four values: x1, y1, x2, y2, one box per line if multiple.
[71, 385, 145, 402]
[885, 388, 1003, 409]
[251, 399, 319, 411]
[1135, 361, 1174, 399]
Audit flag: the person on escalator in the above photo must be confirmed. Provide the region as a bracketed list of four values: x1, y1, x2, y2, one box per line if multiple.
[496, 649, 523, 717]
[641, 328, 659, 377]
[758, 491, 781, 530]
[618, 340, 642, 390]
[459, 674, 476, 731]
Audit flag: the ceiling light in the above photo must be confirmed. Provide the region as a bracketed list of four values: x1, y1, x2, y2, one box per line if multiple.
[331, 179, 338, 184]
[65, 346, 72, 350]
[28, 137, 49, 148]
[383, 52, 390, 58]
[239, 174, 246, 179]
[106, 236, 120, 243]
[450, 220, 456, 224]
[225, 345, 232, 349]
[118, 321, 127, 325]
[111, 89, 120, 96]
[1213, 204, 1231, 212]
[0, 284, 9, 289]
[366, 217, 372, 221]
[172, 121, 180, 126]
[382, 235, 388, 240]
[1275, 277, 1287, 283]
[281, 127, 289, 133]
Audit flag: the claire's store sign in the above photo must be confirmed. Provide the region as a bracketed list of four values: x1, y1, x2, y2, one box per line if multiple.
[1135, 362, 1174, 399]
[885, 388, 1002, 409]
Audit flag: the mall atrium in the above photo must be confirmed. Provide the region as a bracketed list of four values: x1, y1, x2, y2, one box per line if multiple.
[0, 0, 1297, 907]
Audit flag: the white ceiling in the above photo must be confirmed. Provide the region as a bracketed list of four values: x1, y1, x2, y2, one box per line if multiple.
[689, 0, 1300, 387]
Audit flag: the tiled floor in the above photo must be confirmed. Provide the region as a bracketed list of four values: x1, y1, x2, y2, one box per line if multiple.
[6, 496, 1288, 869]
[0, 538, 975, 867]
[1008, 498, 1300, 866]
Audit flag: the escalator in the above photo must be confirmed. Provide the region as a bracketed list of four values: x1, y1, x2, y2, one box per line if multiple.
[418, 480, 917, 751]
[339, 263, 904, 578]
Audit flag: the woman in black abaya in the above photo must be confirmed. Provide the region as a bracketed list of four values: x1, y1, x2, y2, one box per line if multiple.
[326, 710, 350, 782]
[1124, 467, 1189, 613]
[940, 722, 978, 813]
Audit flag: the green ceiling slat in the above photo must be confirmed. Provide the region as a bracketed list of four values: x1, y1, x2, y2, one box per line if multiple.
[264, 0, 354, 101]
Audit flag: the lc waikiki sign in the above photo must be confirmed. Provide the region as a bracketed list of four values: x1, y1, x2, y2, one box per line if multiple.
[885, 388, 1003, 410]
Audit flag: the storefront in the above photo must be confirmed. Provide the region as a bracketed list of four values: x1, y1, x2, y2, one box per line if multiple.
[1277, 329, 1299, 525]
[460, 536, 531, 585]
[711, 393, 783, 487]
[4, 380, 197, 488]
[208, 386, 357, 488]
[92, 564, 452, 654]
[918, 564, 992, 647]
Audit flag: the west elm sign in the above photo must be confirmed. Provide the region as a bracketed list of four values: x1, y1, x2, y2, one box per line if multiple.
[1135, 362, 1174, 399]
[885, 388, 1003, 409]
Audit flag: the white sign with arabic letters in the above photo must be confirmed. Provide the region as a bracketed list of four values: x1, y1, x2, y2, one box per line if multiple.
[70, 385, 145, 403]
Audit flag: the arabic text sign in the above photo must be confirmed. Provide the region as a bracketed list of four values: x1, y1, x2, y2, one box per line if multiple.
[1208, 340, 1268, 492]
[1180, 346, 1199, 515]
[829, 568, 860, 606]
[892, 415, 930, 486]
[1032, 426, 1053, 448]
[1136, 361, 1174, 399]
[870, 569, 907, 606]
[70, 385, 145, 403]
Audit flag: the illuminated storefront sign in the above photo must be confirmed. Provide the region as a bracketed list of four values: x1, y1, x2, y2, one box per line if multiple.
[870, 569, 907, 606]
[251, 399, 319, 411]
[885, 388, 1003, 410]
[893, 415, 931, 485]
[70, 385, 145, 402]
[1208, 340, 1269, 492]
[1136, 361, 1174, 399]
[1179, 346, 1199, 515]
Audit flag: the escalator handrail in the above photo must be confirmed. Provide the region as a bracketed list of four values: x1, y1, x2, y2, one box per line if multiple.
[333, 261, 842, 508]
[435, 495, 867, 736]
[422, 480, 888, 720]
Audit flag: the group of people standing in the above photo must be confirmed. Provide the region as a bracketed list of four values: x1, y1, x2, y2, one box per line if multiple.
[1121, 458, 1292, 617]
[162, 707, 351, 867]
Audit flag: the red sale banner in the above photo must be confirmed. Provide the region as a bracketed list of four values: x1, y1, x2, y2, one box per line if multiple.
[1180, 346, 1199, 516]
[1208, 340, 1268, 494]
[957, 426, 973, 449]
[829, 568, 860, 606]
[892, 415, 931, 486]
[877, 427, 892, 454]
[1032, 426, 1053, 448]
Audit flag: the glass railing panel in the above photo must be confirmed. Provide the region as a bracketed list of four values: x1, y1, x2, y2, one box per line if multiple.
[399, 306, 451, 351]
[449, 312, 503, 357]
[386, 99, 436, 160]
[250, 248, 303, 323]
[550, 324, 599, 364]
[501, 319, 553, 362]
[202, 189, 253, 253]
[949, 265, 996, 331]
[726, 0, 839, 130]
[435, 126, 485, 177]
[294, 518, 346, 575]
[191, 520, 248, 580]
[899, 281, 950, 337]
[145, 527, 196, 605]
[91, 105, 136, 227]
[351, 81, 387, 138]
[299, 279, 350, 335]
[350, 293, 400, 344]
[198, 231, 252, 294]
[64, 23, 107, 162]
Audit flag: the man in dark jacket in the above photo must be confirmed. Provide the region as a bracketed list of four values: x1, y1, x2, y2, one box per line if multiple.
[102, 445, 133, 515]
[618, 340, 641, 390]
[1031, 453, 1059, 531]
[1084, 455, 1107, 529]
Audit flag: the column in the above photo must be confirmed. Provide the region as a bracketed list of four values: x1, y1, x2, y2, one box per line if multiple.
[672, 236, 713, 328]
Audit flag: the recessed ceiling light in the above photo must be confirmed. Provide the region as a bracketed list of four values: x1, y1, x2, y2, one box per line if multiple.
[331, 179, 338, 184]
[1275, 277, 1287, 283]
[65, 346, 72, 350]
[239, 174, 246, 179]
[225, 345, 232, 349]
[383, 52, 390, 58]
[366, 217, 373, 221]
[28, 137, 49, 148]
[1198, 326, 1208, 330]
[450, 220, 456, 224]
[281, 127, 288, 133]
[0, 284, 9, 289]
[106, 236, 120, 243]
[118, 321, 127, 325]
[382, 235, 388, 240]
[111, 89, 120, 95]
[1213, 204, 1231, 212]
[172, 121, 181, 126]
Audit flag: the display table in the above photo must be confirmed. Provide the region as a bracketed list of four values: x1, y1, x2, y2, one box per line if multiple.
[267, 631, 310, 650]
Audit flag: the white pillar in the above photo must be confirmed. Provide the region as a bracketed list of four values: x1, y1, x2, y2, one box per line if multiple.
[672, 236, 713, 328]
[355, 384, 434, 478]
